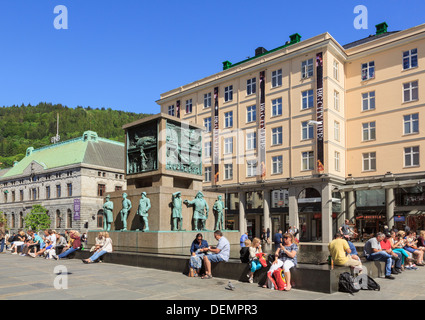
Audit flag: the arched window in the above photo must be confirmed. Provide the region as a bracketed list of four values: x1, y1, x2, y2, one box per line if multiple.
[97, 210, 104, 229]
[19, 212, 24, 228]
[56, 210, 61, 229]
[67, 209, 72, 228]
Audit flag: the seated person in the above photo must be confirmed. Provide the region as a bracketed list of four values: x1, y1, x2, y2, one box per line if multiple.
[29, 239, 53, 258]
[364, 232, 395, 279]
[328, 233, 362, 268]
[10, 231, 26, 254]
[403, 231, 424, 266]
[266, 233, 298, 291]
[54, 230, 81, 260]
[82, 232, 113, 264]
[380, 232, 403, 274]
[189, 233, 209, 276]
[201, 231, 230, 279]
[247, 237, 264, 284]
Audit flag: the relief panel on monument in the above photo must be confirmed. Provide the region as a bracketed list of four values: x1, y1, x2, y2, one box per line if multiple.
[127, 123, 158, 174]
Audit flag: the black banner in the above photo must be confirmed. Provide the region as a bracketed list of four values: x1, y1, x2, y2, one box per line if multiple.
[259, 71, 266, 179]
[316, 53, 324, 174]
[213, 87, 219, 183]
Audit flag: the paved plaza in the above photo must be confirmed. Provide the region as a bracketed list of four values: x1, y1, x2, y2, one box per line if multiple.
[1, 253, 425, 301]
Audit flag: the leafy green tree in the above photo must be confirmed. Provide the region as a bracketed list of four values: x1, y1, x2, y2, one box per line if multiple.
[24, 205, 51, 232]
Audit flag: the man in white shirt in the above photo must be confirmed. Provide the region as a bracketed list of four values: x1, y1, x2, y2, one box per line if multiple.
[201, 230, 230, 279]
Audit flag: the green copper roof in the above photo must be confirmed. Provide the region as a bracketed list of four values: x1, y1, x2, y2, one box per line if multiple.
[1, 131, 124, 178]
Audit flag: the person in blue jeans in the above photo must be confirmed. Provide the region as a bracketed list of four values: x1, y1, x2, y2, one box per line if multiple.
[0, 222, 6, 253]
[247, 238, 264, 283]
[364, 232, 395, 280]
[82, 232, 113, 264]
[54, 230, 81, 260]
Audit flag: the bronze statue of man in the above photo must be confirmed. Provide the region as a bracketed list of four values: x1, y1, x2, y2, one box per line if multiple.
[103, 195, 114, 231]
[213, 195, 227, 231]
[119, 192, 132, 231]
[136, 192, 151, 232]
[184, 191, 209, 231]
[172, 191, 183, 231]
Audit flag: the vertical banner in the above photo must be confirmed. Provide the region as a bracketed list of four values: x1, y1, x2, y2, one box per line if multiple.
[176, 100, 181, 118]
[73, 198, 80, 221]
[213, 87, 220, 183]
[316, 52, 324, 174]
[259, 71, 266, 179]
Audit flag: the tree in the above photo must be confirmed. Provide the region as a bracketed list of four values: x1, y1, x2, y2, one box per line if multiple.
[24, 205, 51, 232]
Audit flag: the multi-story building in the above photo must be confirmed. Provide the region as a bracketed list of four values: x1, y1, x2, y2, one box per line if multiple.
[157, 22, 425, 243]
[0, 131, 126, 234]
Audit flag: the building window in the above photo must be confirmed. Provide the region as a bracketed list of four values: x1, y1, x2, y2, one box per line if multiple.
[204, 117, 212, 132]
[3, 192, 7, 203]
[185, 99, 193, 114]
[302, 151, 314, 171]
[32, 188, 37, 201]
[204, 141, 212, 158]
[224, 85, 233, 102]
[403, 48, 418, 70]
[224, 164, 233, 180]
[334, 91, 340, 111]
[56, 185, 61, 198]
[246, 105, 256, 123]
[404, 146, 420, 167]
[168, 105, 175, 116]
[19, 212, 24, 228]
[361, 61, 375, 81]
[334, 121, 340, 141]
[11, 191, 15, 202]
[204, 92, 211, 108]
[272, 156, 283, 174]
[67, 183, 72, 197]
[204, 167, 211, 182]
[272, 127, 283, 145]
[403, 81, 419, 102]
[362, 91, 375, 111]
[46, 186, 50, 199]
[67, 209, 73, 228]
[302, 90, 314, 110]
[362, 122, 376, 141]
[335, 151, 340, 172]
[115, 185, 123, 192]
[301, 121, 314, 140]
[333, 60, 339, 80]
[404, 113, 419, 134]
[246, 78, 256, 95]
[98, 184, 106, 197]
[271, 69, 282, 88]
[246, 132, 257, 150]
[97, 211, 104, 228]
[271, 98, 282, 117]
[224, 111, 233, 128]
[301, 59, 314, 78]
[247, 160, 258, 177]
[363, 152, 376, 171]
[56, 210, 61, 229]
[19, 190, 24, 201]
[224, 137, 233, 154]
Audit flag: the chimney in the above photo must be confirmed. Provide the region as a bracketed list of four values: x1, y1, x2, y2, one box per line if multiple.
[375, 22, 388, 35]
[255, 47, 268, 56]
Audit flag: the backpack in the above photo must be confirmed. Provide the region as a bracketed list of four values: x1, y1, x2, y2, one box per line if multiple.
[338, 272, 360, 294]
[272, 268, 287, 291]
[256, 253, 268, 267]
[355, 274, 380, 291]
[240, 247, 250, 263]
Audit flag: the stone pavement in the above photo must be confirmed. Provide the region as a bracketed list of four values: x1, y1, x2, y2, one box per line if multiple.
[1, 252, 425, 300]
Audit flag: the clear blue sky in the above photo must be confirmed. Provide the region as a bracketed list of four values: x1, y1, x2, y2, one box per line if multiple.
[1, 0, 424, 114]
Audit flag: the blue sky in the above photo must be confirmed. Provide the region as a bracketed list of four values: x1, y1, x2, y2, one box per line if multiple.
[0, 0, 424, 114]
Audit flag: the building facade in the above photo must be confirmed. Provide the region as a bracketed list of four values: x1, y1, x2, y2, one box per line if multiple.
[157, 22, 425, 242]
[0, 131, 126, 234]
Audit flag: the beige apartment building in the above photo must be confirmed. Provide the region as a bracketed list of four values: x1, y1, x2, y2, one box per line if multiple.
[157, 22, 425, 243]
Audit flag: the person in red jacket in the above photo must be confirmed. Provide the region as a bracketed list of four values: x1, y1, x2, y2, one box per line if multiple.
[54, 230, 81, 260]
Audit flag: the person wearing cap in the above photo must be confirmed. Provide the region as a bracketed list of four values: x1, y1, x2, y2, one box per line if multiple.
[184, 191, 209, 231]
[120, 192, 132, 231]
[172, 191, 183, 231]
[103, 195, 114, 231]
[380, 232, 403, 274]
[137, 192, 151, 232]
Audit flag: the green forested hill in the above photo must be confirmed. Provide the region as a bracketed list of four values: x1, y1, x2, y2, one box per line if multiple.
[0, 102, 151, 169]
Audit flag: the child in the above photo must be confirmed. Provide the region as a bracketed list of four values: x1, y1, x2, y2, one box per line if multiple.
[247, 238, 263, 284]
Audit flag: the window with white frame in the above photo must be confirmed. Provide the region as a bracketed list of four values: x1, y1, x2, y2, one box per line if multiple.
[302, 151, 314, 171]
[334, 151, 340, 172]
[362, 152, 376, 171]
[246, 105, 256, 123]
[204, 141, 212, 158]
[362, 122, 376, 141]
[247, 78, 256, 95]
[362, 91, 375, 111]
[333, 60, 339, 80]
[271, 98, 282, 117]
[204, 92, 211, 108]
[271, 69, 282, 88]
[334, 90, 340, 111]
[272, 127, 282, 145]
[334, 121, 340, 141]
[302, 90, 314, 109]
[403, 49, 418, 70]
[301, 121, 314, 140]
[404, 146, 419, 167]
[403, 81, 418, 102]
[185, 99, 193, 114]
[246, 132, 257, 150]
[404, 113, 419, 134]
[224, 163, 233, 180]
[247, 160, 257, 177]
[224, 111, 233, 128]
[361, 61, 375, 81]
[272, 156, 283, 174]
[168, 105, 175, 116]
[301, 59, 314, 78]
[204, 117, 212, 132]
[224, 137, 233, 154]
[204, 167, 212, 182]
[224, 85, 233, 102]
